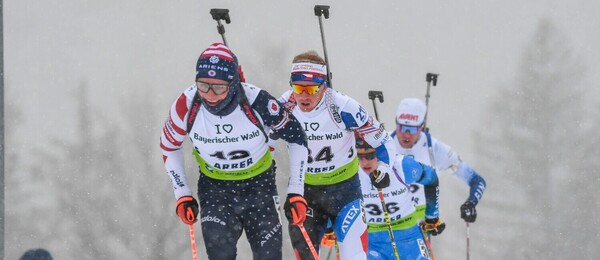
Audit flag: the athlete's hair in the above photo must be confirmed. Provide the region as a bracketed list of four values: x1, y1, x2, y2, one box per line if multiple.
[293, 50, 326, 65]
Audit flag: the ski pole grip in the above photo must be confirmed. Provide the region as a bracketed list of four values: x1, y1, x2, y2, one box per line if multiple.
[426, 73, 439, 86]
[368, 90, 384, 103]
[314, 5, 330, 19]
[216, 22, 226, 35]
[210, 8, 231, 24]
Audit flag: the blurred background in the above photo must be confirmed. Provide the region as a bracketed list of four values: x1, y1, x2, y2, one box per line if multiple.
[4, 0, 600, 259]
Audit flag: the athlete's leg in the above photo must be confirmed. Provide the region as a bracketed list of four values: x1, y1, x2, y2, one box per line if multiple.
[240, 173, 283, 260]
[333, 198, 368, 260]
[367, 226, 432, 260]
[394, 226, 431, 260]
[325, 174, 367, 260]
[367, 231, 394, 260]
[198, 192, 243, 260]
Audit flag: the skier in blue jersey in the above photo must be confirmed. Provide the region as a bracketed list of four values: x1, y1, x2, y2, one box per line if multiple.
[356, 137, 444, 260]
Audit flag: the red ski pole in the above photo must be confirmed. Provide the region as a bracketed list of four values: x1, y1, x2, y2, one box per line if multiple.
[189, 224, 198, 260]
[298, 223, 320, 260]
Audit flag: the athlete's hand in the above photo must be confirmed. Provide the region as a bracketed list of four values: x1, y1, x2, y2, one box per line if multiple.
[369, 169, 390, 189]
[284, 194, 307, 225]
[460, 201, 477, 223]
[422, 218, 446, 236]
[176, 196, 199, 225]
[321, 230, 337, 247]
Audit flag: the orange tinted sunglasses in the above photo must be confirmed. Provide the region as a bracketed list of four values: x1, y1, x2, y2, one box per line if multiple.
[291, 84, 321, 95]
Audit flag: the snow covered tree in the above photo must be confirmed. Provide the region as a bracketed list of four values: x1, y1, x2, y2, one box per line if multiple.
[5, 83, 186, 259]
[474, 19, 597, 259]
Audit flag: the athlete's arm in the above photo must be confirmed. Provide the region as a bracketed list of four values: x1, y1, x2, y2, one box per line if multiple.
[456, 162, 486, 205]
[250, 89, 309, 196]
[160, 89, 195, 199]
[433, 140, 486, 205]
[400, 156, 439, 218]
[339, 98, 396, 166]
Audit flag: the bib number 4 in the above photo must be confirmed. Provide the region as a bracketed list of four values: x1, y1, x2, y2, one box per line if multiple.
[307, 146, 333, 163]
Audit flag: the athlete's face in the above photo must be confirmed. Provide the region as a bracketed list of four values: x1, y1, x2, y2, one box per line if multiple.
[395, 124, 422, 149]
[290, 81, 326, 112]
[357, 147, 378, 173]
[196, 77, 230, 106]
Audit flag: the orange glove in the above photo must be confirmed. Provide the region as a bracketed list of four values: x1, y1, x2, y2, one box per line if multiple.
[421, 218, 446, 236]
[284, 194, 307, 225]
[176, 196, 199, 225]
[321, 231, 337, 247]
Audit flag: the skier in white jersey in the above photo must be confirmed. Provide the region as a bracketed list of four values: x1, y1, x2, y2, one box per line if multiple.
[160, 43, 309, 260]
[279, 50, 396, 260]
[356, 136, 444, 260]
[391, 98, 486, 223]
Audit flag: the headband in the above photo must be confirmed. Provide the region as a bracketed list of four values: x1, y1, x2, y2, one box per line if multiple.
[290, 62, 327, 76]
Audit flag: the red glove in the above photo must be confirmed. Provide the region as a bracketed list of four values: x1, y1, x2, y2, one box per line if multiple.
[284, 194, 307, 225]
[176, 196, 199, 225]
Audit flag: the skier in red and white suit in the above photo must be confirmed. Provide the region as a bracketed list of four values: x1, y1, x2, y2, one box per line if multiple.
[160, 43, 309, 260]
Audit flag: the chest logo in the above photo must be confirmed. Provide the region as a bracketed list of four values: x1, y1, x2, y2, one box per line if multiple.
[303, 122, 320, 131]
[215, 124, 233, 134]
[302, 122, 320, 132]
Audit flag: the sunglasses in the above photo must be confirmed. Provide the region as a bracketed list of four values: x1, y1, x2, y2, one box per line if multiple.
[357, 152, 377, 161]
[397, 124, 421, 135]
[290, 84, 321, 95]
[196, 81, 230, 95]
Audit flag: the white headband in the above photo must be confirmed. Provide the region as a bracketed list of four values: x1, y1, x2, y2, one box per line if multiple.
[290, 62, 327, 76]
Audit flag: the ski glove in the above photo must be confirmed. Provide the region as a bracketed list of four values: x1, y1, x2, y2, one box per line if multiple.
[422, 218, 446, 236]
[321, 230, 337, 247]
[176, 196, 199, 225]
[284, 194, 307, 225]
[460, 201, 477, 223]
[369, 170, 390, 189]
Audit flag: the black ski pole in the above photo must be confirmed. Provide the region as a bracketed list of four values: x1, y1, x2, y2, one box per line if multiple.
[423, 73, 439, 133]
[421, 72, 440, 260]
[466, 222, 471, 260]
[210, 8, 231, 47]
[368, 90, 384, 122]
[314, 5, 332, 87]
[366, 91, 400, 260]
[208, 8, 246, 83]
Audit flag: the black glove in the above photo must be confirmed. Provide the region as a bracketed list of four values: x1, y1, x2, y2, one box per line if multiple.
[175, 196, 199, 225]
[422, 218, 446, 236]
[460, 201, 477, 223]
[369, 170, 390, 189]
[284, 194, 307, 225]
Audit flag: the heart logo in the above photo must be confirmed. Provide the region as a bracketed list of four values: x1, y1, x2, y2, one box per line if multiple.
[309, 123, 319, 131]
[222, 124, 233, 133]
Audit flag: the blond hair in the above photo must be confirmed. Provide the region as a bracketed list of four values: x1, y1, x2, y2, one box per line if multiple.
[292, 50, 326, 65]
